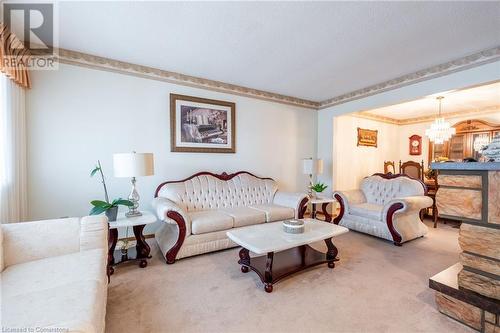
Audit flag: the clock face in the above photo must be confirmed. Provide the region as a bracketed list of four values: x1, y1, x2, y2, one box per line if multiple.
[411, 140, 420, 147]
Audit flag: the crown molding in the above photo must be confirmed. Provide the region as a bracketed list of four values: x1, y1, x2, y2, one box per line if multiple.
[46, 46, 500, 111]
[319, 46, 500, 109]
[354, 105, 500, 125]
[55, 48, 320, 110]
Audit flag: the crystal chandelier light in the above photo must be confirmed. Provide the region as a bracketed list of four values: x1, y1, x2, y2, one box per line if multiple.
[425, 96, 455, 144]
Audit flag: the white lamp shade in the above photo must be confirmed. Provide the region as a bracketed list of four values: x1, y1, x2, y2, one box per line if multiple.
[113, 152, 154, 177]
[302, 158, 323, 175]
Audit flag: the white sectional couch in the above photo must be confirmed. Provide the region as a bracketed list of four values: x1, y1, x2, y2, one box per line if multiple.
[333, 173, 432, 245]
[153, 171, 308, 263]
[1, 216, 108, 333]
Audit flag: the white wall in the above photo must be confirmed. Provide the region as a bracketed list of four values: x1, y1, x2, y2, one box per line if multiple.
[26, 64, 317, 234]
[318, 60, 500, 194]
[333, 115, 399, 190]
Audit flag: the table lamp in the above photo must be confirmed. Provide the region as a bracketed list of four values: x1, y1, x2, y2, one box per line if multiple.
[113, 152, 154, 217]
[302, 158, 323, 197]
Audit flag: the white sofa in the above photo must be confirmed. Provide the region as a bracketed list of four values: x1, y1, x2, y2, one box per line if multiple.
[153, 171, 308, 263]
[1, 216, 108, 333]
[333, 173, 432, 246]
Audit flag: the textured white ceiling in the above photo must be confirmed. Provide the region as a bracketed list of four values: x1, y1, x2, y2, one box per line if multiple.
[53, 1, 500, 101]
[361, 81, 500, 120]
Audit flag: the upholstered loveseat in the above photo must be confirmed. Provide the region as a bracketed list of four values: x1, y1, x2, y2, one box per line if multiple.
[153, 171, 308, 263]
[333, 173, 432, 245]
[1, 216, 108, 333]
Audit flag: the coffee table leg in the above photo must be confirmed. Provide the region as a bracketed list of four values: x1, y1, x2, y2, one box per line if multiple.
[239, 248, 250, 273]
[133, 224, 151, 268]
[264, 252, 274, 293]
[325, 238, 338, 268]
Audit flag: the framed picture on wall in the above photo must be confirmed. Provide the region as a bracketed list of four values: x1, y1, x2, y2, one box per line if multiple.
[357, 128, 378, 147]
[170, 93, 236, 153]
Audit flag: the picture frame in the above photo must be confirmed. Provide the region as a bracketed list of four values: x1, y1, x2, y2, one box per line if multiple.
[170, 93, 236, 153]
[357, 127, 378, 147]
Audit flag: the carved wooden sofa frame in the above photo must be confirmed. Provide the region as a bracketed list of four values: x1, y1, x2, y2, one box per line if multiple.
[154, 171, 308, 264]
[333, 173, 430, 246]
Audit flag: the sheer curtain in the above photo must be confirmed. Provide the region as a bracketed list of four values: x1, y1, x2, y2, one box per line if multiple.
[0, 73, 28, 223]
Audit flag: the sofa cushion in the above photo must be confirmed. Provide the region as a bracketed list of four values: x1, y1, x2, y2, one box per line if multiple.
[349, 203, 383, 221]
[2, 279, 106, 333]
[219, 207, 266, 228]
[1, 248, 107, 298]
[190, 210, 234, 235]
[248, 204, 294, 222]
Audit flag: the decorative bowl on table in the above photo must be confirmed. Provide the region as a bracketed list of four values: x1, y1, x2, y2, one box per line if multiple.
[282, 219, 305, 234]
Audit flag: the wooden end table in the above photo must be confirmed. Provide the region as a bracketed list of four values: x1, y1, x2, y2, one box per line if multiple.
[226, 219, 349, 293]
[107, 211, 156, 276]
[310, 196, 336, 222]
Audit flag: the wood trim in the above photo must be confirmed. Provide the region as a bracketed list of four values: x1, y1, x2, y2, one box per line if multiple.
[170, 93, 236, 153]
[370, 172, 428, 194]
[386, 202, 404, 246]
[332, 194, 345, 225]
[165, 211, 187, 264]
[298, 197, 308, 219]
[452, 119, 500, 134]
[154, 171, 274, 197]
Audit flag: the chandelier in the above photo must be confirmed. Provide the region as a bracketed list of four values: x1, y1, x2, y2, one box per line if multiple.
[425, 96, 455, 144]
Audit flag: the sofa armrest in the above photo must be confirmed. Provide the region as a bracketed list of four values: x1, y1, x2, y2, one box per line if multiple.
[382, 196, 433, 217]
[79, 215, 108, 251]
[152, 197, 191, 235]
[2, 216, 108, 268]
[333, 190, 366, 208]
[383, 196, 433, 245]
[273, 191, 309, 218]
[332, 190, 366, 224]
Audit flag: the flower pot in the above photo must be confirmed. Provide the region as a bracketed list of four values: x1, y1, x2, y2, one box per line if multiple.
[105, 206, 118, 222]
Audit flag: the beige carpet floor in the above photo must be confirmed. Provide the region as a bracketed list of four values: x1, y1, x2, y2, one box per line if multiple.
[106, 220, 473, 333]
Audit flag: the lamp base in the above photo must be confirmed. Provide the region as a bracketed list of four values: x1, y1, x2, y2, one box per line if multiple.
[126, 177, 142, 218]
[125, 210, 143, 218]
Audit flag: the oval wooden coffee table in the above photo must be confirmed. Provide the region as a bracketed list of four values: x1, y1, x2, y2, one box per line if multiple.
[226, 218, 349, 293]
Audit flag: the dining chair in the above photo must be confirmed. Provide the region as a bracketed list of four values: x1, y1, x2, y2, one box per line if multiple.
[399, 160, 424, 181]
[384, 161, 396, 174]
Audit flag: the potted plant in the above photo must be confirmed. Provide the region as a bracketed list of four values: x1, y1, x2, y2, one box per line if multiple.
[310, 182, 328, 198]
[90, 160, 133, 222]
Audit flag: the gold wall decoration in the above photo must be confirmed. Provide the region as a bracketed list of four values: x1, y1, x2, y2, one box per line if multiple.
[357, 128, 378, 147]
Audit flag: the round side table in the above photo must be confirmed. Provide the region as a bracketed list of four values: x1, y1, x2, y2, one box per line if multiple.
[310, 197, 336, 222]
[107, 211, 156, 276]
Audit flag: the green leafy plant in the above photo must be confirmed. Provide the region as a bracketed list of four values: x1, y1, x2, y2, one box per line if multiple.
[311, 182, 328, 193]
[89, 160, 133, 215]
[90, 198, 133, 215]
